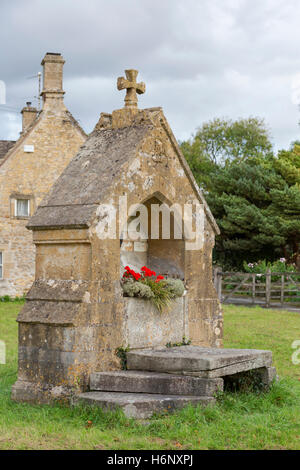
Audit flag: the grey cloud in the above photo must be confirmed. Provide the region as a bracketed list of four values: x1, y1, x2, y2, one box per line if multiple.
[0, 0, 300, 149]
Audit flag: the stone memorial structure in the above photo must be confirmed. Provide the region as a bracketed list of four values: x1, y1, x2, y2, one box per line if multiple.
[12, 70, 276, 414]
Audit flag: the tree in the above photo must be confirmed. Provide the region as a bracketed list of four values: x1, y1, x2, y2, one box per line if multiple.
[205, 160, 287, 267]
[273, 143, 300, 186]
[182, 117, 273, 169]
[270, 144, 300, 267]
[180, 139, 215, 192]
[181, 119, 300, 269]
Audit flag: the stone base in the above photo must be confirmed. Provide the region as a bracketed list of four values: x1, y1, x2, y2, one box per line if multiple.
[11, 379, 72, 404]
[74, 392, 214, 419]
[90, 370, 223, 396]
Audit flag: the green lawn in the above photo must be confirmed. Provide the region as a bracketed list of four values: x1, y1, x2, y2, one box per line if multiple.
[0, 302, 300, 450]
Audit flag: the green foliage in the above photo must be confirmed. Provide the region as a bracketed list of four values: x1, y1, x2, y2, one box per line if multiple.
[242, 258, 299, 286]
[115, 346, 130, 370]
[180, 140, 216, 191]
[182, 118, 300, 269]
[122, 277, 185, 313]
[122, 279, 154, 299]
[142, 278, 173, 313]
[243, 259, 296, 274]
[163, 278, 185, 298]
[165, 336, 191, 348]
[0, 296, 25, 303]
[206, 160, 288, 266]
[274, 144, 300, 185]
[182, 116, 273, 170]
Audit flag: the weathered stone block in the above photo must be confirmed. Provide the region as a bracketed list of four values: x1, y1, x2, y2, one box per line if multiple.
[90, 370, 223, 396]
[74, 391, 215, 419]
[122, 297, 188, 349]
[127, 346, 273, 378]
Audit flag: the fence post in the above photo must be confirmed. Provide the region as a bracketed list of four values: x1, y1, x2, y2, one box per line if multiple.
[265, 268, 271, 307]
[213, 267, 222, 301]
[281, 274, 284, 306]
[252, 273, 256, 304]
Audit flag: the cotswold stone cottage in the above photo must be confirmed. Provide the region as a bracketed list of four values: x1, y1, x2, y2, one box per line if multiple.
[12, 69, 223, 403]
[0, 53, 86, 297]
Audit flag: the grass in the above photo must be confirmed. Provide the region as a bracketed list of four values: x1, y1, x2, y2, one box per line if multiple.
[0, 301, 300, 449]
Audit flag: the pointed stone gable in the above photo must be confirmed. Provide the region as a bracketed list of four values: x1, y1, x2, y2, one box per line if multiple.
[29, 107, 219, 235]
[28, 124, 150, 229]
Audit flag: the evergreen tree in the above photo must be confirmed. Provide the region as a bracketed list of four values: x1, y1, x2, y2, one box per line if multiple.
[270, 144, 300, 267]
[181, 118, 300, 269]
[205, 160, 286, 267]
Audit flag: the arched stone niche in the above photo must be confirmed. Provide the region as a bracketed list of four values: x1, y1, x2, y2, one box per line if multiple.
[120, 194, 188, 349]
[120, 194, 185, 280]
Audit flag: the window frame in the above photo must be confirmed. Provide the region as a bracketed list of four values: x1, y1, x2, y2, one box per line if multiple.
[14, 198, 30, 218]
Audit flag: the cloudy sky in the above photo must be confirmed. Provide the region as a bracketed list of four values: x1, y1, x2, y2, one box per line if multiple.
[1, 0, 300, 150]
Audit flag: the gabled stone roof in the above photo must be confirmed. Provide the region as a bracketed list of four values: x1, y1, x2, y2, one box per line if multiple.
[28, 124, 150, 229]
[0, 140, 15, 161]
[0, 109, 86, 169]
[28, 107, 220, 234]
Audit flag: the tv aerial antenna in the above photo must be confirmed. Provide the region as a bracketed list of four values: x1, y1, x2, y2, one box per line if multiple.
[26, 71, 42, 110]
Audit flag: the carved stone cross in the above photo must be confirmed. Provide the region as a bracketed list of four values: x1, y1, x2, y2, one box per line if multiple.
[117, 69, 146, 108]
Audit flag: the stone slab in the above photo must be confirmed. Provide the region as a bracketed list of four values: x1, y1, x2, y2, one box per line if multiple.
[26, 279, 89, 302]
[90, 370, 223, 396]
[169, 359, 274, 378]
[11, 379, 71, 404]
[126, 346, 273, 377]
[123, 297, 187, 349]
[74, 391, 214, 419]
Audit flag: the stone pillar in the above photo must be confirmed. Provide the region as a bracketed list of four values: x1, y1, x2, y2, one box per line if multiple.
[40, 52, 65, 109]
[21, 102, 38, 133]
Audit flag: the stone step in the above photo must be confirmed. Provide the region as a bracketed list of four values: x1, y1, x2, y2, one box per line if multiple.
[90, 370, 223, 396]
[75, 391, 214, 419]
[127, 346, 273, 378]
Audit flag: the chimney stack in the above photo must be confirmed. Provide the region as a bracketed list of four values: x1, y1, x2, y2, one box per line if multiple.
[40, 52, 65, 109]
[21, 101, 38, 133]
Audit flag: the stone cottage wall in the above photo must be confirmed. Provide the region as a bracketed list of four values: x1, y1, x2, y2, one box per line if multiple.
[0, 110, 85, 297]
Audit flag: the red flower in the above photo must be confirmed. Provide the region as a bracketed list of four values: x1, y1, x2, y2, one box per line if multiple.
[123, 266, 141, 281]
[123, 266, 162, 283]
[141, 266, 156, 277]
[155, 275, 164, 283]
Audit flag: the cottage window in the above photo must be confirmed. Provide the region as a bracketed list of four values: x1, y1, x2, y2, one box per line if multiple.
[15, 199, 30, 217]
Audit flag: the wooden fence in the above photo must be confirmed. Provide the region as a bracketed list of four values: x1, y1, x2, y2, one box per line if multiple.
[213, 268, 300, 308]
